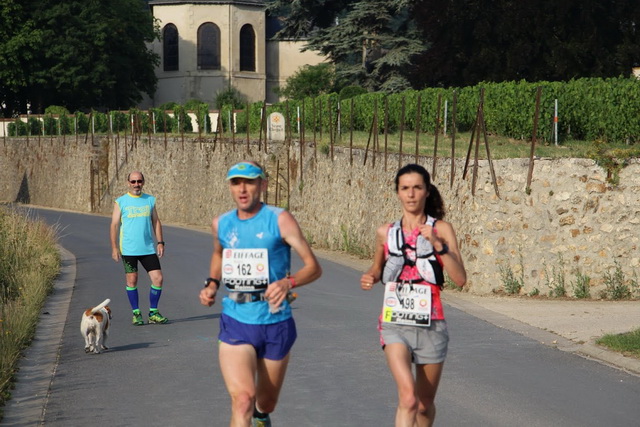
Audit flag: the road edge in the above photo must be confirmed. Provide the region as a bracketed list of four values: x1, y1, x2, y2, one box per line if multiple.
[1, 246, 76, 426]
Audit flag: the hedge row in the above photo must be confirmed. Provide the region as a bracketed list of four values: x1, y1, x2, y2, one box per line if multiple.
[5, 77, 640, 144]
[269, 77, 640, 144]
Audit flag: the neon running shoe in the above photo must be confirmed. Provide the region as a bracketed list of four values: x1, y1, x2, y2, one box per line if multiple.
[148, 310, 169, 324]
[252, 414, 271, 427]
[132, 311, 144, 326]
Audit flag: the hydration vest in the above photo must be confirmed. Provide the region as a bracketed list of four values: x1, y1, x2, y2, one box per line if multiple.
[381, 216, 445, 287]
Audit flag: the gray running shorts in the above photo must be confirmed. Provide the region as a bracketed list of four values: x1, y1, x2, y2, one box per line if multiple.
[380, 320, 449, 364]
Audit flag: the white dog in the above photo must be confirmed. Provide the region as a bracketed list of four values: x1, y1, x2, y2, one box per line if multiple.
[80, 298, 112, 354]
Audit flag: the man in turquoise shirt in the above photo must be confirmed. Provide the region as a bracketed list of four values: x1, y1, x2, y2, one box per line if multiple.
[110, 171, 168, 325]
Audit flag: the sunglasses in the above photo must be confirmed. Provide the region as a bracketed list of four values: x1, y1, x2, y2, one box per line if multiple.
[129, 180, 144, 184]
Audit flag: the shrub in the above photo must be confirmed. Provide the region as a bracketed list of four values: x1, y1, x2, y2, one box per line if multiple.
[215, 88, 246, 110]
[339, 85, 368, 100]
[572, 270, 591, 299]
[602, 261, 632, 300]
[499, 263, 523, 295]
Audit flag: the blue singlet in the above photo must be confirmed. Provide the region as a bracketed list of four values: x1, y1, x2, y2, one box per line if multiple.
[217, 203, 292, 325]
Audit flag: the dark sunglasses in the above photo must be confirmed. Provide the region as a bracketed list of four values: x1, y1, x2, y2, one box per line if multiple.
[129, 180, 144, 184]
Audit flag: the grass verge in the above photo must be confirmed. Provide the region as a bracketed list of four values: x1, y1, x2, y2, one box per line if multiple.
[0, 207, 60, 421]
[596, 329, 640, 359]
[312, 130, 616, 160]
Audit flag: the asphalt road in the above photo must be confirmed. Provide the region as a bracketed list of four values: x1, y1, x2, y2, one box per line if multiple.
[3, 207, 640, 426]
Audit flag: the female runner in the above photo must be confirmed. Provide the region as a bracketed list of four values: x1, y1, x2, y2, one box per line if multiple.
[360, 163, 466, 427]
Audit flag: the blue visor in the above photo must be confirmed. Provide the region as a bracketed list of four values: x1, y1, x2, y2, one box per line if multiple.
[226, 162, 266, 180]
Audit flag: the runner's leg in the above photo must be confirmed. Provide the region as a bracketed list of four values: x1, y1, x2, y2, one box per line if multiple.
[219, 342, 258, 427]
[125, 272, 139, 311]
[148, 269, 163, 288]
[255, 354, 291, 414]
[414, 362, 444, 427]
[384, 343, 418, 427]
[148, 269, 163, 310]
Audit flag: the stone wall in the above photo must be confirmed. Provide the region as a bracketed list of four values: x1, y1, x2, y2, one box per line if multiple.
[1, 135, 638, 296]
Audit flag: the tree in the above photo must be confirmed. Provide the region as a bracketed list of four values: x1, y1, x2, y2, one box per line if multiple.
[276, 63, 339, 99]
[0, 0, 159, 116]
[268, 0, 426, 93]
[267, 0, 351, 38]
[269, 0, 640, 89]
[411, 0, 640, 87]
[0, 0, 44, 116]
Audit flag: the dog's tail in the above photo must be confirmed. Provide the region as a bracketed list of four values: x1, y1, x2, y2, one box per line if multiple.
[91, 298, 111, 314]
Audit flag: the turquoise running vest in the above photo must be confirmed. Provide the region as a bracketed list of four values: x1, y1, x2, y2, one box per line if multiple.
[218, 204, 292, 324]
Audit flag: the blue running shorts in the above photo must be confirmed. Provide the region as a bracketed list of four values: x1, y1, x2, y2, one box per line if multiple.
[218, 314, 297, 360]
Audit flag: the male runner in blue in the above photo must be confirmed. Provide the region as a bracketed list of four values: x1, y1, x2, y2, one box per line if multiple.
[110, 171, 169, 325]
[199, 161, 322, 427]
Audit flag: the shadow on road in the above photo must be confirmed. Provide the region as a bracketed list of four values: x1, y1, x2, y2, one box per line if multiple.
[107, 342, 155, 352]
[165, 313, 220, 324]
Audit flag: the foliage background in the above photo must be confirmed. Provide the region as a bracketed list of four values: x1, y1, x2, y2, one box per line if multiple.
[0, 0, 159, 117]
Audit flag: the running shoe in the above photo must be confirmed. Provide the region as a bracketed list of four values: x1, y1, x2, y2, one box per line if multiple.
[148, 310, 169, 324]
[132, 311, 144, 326]
[252, 414, 271, 427]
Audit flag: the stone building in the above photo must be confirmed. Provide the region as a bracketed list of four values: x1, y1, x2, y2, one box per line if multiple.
[142, 0, 325, 108]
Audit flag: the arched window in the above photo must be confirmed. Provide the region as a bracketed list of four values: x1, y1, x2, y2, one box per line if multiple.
[240, 24, 256, 72]
[163, 24, 179, 71]
[198, 23, 221, 70]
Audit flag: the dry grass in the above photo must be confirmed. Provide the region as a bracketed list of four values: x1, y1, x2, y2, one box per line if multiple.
[0, 207, 60, 420]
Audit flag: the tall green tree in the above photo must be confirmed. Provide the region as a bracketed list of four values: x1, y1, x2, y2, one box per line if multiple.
[269, 0, 426, 93]
[267, 0, 351, 38]
[0, 0, 44, 116]
[411, 0, 640, 87]
[269, 0, 640, 89]
[0, 0, 159, 116]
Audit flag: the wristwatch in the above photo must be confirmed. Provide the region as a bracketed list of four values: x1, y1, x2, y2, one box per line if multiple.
[436, 244, 449, 256]
[204, 277, 220, 289]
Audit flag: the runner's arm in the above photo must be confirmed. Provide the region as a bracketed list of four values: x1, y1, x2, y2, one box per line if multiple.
[280, 210, 322, 286]
[264, 211, 322, 306]
[427, 220, 466, 287]
[110, 203, 122, 262]
[360, 224, 387, 290]
[152, 206, 164, 258]
[200, 217, 222, 307]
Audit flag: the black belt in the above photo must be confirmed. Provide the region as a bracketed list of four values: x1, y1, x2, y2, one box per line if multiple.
[227, 292, 267, 303]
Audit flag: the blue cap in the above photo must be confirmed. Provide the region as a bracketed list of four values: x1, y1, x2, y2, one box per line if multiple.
[226, 162, 266, 180]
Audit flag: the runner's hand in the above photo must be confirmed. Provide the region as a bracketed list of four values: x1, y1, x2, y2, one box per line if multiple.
[199, 286, 217, 306]
[111, 248, 121, 262]
[360, 273, 376, 290]
[418, 224, 445, 250]
[264, 279, 291, 310]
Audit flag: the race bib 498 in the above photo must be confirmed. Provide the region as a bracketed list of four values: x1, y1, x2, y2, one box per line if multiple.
[382, 282, 432, 326]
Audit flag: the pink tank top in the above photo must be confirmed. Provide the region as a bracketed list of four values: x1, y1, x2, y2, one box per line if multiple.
[384, 226, 445, 321]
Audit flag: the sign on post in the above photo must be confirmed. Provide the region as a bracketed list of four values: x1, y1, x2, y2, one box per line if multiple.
[267, 112, 285, 141]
